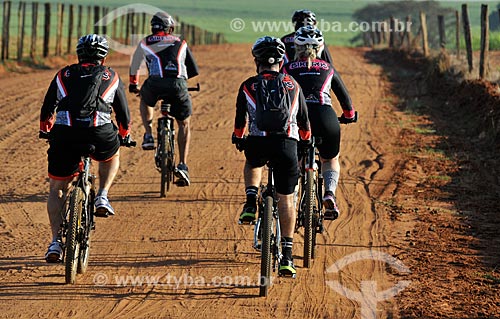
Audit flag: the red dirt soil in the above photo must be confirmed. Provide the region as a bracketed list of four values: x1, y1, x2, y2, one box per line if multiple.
[0, 44, 498, 318]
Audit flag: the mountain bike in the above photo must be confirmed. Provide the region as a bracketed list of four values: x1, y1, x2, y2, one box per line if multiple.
[41, 133, 135, 284]
[155, 83, 200, 197]
[296, 112, 358, 268]
[252, 163, 283, 297]
[296, 136, 324, 269]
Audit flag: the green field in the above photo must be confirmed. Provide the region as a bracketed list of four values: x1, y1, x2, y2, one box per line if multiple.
[29, 0, 498, 46]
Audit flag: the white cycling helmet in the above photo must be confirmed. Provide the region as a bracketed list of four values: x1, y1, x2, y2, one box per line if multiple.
[294, 25, 324, 48]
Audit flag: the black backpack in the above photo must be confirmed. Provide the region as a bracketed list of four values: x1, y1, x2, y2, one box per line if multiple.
[58, 64, 107, 118]
[254, 73, 291, 133]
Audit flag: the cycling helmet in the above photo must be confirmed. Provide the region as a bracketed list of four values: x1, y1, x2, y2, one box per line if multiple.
[294, 25, 324, 48]
[76, 34, 109, 62]
[151, 12, 175, 32]
[252, 36, 286, 64]
[292, 10, 317, 29]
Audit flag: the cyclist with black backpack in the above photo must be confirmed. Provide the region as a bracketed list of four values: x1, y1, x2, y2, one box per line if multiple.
[39, 34, 133, 262]
[282, 26, 357, 220]
[129, 11, 199, 186]
[232, 36, 311, 277]
[281, 9, 334, 65]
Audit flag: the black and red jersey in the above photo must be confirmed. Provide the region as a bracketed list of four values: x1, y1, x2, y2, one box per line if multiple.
[281, 32, 334, 65]
[282, 58, 353, 114]
[40, 63, 131, 137]
[234, 70, 311, 141]
[129, 31, 199, 84]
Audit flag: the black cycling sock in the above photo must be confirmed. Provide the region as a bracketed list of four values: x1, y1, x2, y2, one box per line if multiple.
[281, 237, 293, 261]
[245, 186, 258, 207]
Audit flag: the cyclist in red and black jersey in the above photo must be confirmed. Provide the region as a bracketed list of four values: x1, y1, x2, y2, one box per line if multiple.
[129, 11, 199, 186]
[282, 26, 357, 219]
[40, 34, 132, 262]
[280, 9, 333, 65]
[232, 36, 311, 277]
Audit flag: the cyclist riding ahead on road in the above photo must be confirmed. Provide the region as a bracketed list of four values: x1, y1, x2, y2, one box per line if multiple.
[39, 34, 133, 262]
[281, 9, 334, 65]
[282, 25, 357, 219]
[232, 36, 311, 277]
[129, 11, 199, 186]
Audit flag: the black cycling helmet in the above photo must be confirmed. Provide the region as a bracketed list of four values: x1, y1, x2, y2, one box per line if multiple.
[292, 9, 317, 30]
[151, 11, 175, 32]
[76, 34, 109, 62]
[294, 25, 324, 47]
[252, 36, 286, 65]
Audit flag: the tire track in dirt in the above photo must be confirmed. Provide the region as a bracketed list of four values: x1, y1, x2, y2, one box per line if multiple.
[0, 44, 408, 319]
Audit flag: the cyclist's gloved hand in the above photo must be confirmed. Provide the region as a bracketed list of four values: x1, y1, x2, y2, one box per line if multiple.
[119, 135, 136, 147]
[39, 131, 50, 139]
[339, 110, 358, 124]
[129, 84, 140, 94]
[231, 133, 246, 152]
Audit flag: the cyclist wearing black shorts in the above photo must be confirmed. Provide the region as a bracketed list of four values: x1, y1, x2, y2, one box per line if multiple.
[40, 34, 132, 262]
[232, 36, 311, 277]
[129, 11, 199, 186]
[282, 26, 357, 219]
[281, 9, 334, 65]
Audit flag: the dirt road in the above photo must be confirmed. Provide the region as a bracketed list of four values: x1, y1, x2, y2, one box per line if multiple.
[0, 44, 462, 318]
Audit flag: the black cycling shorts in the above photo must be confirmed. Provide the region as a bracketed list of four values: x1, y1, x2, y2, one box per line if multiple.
[140, 77, 192, 121]
[244, 136, 298, 195]
[307, 104, 341, 159]
[47, 123, 120, 179]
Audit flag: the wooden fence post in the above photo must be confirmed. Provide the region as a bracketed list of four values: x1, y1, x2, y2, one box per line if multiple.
[2, 1, 12, 60]
[55, 3, 64, 56]
[67, 4, 74, 54]
[43, 3, 50, 57]
[30, 2, 38, 60]
[420, 11, 429, 57]
[93, 6, 100, 34]
[86, 6, 92, 35]
[102, 7, 108, 36]
[455, 10, 460, 58]
[479, 4, 489, 79]
[17, 2, 26, 62]
[438, 15, 446, 49]
[77, 5, 82, 38]
[462, 4, 473, 72]
[389, 16, 395, 48]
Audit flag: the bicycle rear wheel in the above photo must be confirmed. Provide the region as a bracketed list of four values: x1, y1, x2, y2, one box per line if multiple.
[303, 170, 315, 268]
[78, 187, 94, 274]
[66, 187, 83, 284]
[158, 120, 168, 197]
[259, 196, 273, 297]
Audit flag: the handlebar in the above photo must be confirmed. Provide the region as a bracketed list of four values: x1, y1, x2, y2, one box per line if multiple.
[188, 83, 201, 92]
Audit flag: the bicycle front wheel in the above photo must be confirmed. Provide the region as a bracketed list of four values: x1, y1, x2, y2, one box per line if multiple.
[259, 196, 273, 297]
[66, 187, 83, 284]
[303, 170, 315, 268]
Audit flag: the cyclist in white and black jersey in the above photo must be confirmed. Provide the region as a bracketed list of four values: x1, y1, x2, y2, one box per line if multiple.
[129, 11, 199, 186]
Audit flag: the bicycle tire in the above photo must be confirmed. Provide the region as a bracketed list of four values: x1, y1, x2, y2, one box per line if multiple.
[259, 195, 273, 297]
[159, 119, 168, 197]
[66, 187, 83, 284]
[303, 170, 315, 268]
[165, 126, 175, 192]
[78, 187, 94, 274]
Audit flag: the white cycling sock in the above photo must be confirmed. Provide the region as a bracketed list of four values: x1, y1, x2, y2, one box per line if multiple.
[323, 169, 339, 195]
